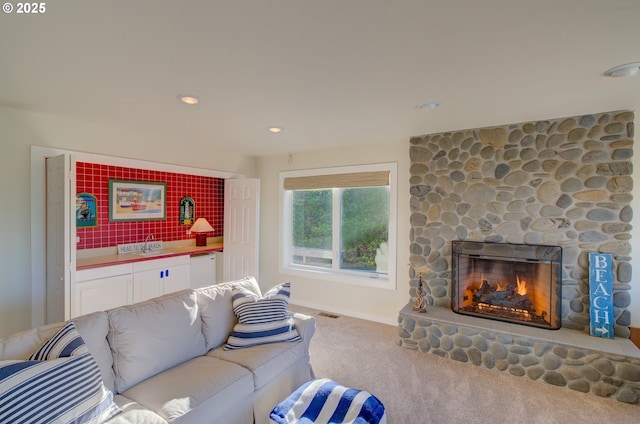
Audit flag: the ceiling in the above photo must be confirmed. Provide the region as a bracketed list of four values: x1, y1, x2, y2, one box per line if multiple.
[1, 0, 639, 157]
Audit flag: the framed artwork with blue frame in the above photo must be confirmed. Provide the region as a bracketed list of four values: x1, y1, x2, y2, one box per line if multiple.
[76, 192, 97, 228]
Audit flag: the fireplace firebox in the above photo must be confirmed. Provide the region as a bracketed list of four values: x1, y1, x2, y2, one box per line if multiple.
[451, 241, 562, 330]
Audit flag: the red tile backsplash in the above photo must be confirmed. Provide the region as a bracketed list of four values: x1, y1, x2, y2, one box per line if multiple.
[76, 162, 224, 250]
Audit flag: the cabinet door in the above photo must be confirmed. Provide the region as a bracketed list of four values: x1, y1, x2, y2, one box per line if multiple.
[190, 253, 216, 289]
[163, 264, 190, 294]
[46, 154, 76, 323]
[133, 269, 164, 303]
[133, 256, 191, 302]
[72, 275, 132, 318]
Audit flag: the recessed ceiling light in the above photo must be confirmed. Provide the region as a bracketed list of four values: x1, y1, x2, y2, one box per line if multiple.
[604, 62, 640, 77]
[417, 101, 441, 110]
[177, 94, 200, 105]
[268, 126, 283, 133]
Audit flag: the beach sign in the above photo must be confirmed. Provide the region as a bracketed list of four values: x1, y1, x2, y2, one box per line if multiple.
[588, 253, 614, 339]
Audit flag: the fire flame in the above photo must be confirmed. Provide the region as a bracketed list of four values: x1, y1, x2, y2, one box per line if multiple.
[496, 280, 508, 291]
[516, 274, 527, 296]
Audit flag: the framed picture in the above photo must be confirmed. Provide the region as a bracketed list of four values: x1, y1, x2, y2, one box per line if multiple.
[180, 196, 195, 225]
[76, 192, 98, 228]
[109, 180, 166, 222]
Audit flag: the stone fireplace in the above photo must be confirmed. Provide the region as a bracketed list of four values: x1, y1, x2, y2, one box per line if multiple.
[451, 241, 562, 330]
[406, 110, 634, 337]
[398, 110, 640, 404]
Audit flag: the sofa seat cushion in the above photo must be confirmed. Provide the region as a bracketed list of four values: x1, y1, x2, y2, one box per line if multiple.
[121, 356, 254, 424]
[105, 395, 168, 424]
[209, 339, 307, 390]
[108, 290, 206, 393]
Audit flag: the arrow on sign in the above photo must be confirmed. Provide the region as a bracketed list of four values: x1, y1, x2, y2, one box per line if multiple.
[595, 327, 609, 335]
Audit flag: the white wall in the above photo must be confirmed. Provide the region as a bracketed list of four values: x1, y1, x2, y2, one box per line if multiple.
[258, 114, 640, 329]
[0, 105, 256, 338]
[2, 104, 638, 337]
[256, 142, 411, 325]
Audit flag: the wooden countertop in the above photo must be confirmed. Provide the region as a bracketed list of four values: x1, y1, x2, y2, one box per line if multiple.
[76, 242, 223, 270]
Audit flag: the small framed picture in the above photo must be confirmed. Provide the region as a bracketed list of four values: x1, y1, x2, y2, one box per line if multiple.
[109, 180, 166, 222]
[180, 196, 196, 225]
[76, 192, 97, 228]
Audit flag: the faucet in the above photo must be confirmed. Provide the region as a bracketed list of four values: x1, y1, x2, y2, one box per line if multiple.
[142, 234, 155, 253]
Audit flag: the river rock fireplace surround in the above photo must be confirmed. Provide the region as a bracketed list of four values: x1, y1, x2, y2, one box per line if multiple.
[398, 110, 640, 404]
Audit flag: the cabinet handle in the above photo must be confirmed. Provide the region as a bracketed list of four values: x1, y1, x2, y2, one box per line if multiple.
[166, 269, 169, 277]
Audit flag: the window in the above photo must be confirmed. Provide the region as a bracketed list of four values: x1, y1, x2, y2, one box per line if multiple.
[280, 163, 397, 289]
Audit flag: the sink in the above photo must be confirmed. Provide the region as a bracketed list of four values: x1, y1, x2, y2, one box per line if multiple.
[118, 241, 164, 255]
[133, 250, 170, 257]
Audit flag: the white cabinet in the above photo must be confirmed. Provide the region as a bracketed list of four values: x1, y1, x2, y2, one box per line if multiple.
[190, 253, 217, 289]
[132, 256, 191, 303]
[132, 268, 164, 303]
[72, 255, 191, 316]
[73, 264, 133, 318]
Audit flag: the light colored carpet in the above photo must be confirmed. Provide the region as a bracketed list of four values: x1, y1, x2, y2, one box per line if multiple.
[290, 305, 640, 424]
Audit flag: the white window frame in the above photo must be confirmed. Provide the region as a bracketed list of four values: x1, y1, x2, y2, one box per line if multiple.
[279, 162, 397, 290]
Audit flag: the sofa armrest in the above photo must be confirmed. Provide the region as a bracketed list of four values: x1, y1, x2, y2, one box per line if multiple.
[292, 313, 316, 347]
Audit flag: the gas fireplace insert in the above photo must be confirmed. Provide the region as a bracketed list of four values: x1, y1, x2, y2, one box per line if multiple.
[451, 241, 562, 330]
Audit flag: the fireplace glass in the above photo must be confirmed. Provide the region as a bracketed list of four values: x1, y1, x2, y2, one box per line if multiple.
[451, 241, 562, 330]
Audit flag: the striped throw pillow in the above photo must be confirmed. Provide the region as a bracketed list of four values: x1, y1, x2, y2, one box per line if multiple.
[270, 378, 387, 424]
[224, 282, 302, 350]
[0, 322, 121, 424]
[28, 321, 90, 360]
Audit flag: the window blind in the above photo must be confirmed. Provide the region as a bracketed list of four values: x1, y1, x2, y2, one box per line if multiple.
[283, 171, 390, 190]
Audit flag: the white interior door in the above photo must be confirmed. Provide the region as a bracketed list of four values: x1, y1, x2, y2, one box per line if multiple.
[45, 154, 76, 323]
[223, 178, 260, 282]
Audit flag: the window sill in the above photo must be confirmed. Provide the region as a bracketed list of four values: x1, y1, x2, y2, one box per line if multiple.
[280, 266, 396, 290]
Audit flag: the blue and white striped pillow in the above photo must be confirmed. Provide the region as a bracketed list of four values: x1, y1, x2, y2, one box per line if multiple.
[0, 321, 121, 424]
[270, 378, 386, 424]
[28, 321, 90, 360]
[224, 282, 302, 350]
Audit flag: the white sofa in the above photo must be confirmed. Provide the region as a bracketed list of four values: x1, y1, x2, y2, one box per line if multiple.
[0, 277, 316, 424]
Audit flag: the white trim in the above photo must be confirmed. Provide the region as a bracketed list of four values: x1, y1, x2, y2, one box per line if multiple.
[279, 162, 397, 290]
[289, 299, 397, 326]
[33, 145, 242, 178]
[283, 265, 392, 290]
[280, 162, 394, 179]
[30, 145, 243, 328]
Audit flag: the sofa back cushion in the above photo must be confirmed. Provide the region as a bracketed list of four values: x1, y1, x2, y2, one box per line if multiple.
[0, 311, 116, 392]
[108, 289, 206, 393]
[75, 311, 118, 392]
[196, 276, 261, 351]
[0, 321, 121, 424]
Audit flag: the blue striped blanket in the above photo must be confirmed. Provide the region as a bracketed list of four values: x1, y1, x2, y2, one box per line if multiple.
[270, 379, 386, 424]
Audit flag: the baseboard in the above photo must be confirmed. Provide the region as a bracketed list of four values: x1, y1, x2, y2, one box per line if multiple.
[289, 299, 398, 326]
[631, 327, 640, 349]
